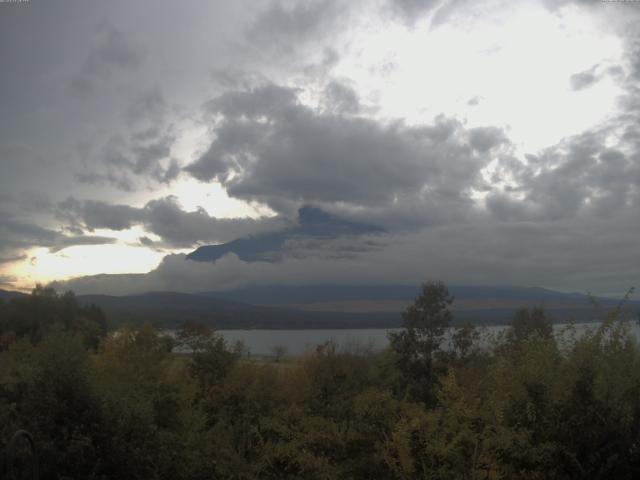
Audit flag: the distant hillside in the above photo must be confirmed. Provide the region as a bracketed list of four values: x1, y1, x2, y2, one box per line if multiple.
[200, 284, 631, 306]
[0, 289, 28, 302]
[201, 285, 640, 325]
[75, 291, 399, 329]
[6, 286, 637, 330]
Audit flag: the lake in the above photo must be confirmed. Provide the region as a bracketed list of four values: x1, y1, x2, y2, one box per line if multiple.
[215, 322, 640, 356]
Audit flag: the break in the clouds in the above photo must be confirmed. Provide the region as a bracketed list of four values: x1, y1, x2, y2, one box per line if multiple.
[1, 0, 639, 295]
[0, 209, 116, 261]
[56, 195, 285, 249]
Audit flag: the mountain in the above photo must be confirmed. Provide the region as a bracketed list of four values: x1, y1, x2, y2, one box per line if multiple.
[8, 286, 637, 330]
[75, 291, 398, 329]
[200, 285, 640, 325]
[187, 206, 384, 263]
[200, 284, 628, 306]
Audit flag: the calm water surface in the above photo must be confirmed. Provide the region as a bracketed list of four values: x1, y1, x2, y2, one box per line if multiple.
[214, 323, 640, 356]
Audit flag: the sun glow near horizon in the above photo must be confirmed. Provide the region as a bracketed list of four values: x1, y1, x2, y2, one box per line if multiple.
[2, 185, 275, 291]
[6, 244, 165, 292]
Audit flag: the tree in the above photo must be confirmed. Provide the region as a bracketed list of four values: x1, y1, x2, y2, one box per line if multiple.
[190, 335, 237, 391]
[388, 281, 453, 404]
[508, 306, 552, 344]
[451, 321, 480, 362]
[0, 285, 107, 349]
[232, 339, 249, 358]
[271, 345, 288, 363]
[176, 320, 213, 354]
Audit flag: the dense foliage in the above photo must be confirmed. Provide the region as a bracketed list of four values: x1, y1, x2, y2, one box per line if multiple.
[1, 283, 640, 479]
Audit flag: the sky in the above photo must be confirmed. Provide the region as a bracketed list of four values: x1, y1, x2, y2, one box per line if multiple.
[0, 0, 639, 296]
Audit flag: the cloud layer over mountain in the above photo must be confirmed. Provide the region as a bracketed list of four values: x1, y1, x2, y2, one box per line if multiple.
[1, 0, 639, 295]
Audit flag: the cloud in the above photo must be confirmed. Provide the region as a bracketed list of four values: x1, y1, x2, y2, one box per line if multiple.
[56, 197, 386, 260]
[49, 235, 117, 253]
[0, 275, 18, 287]
[70, 25, 144, 94]
[142, 196, 284, 248]
[187, 205, 384, 262]
[322, 80, 361, 114]
[389, 0, 441, 24]
[57, 198, 144, 232]
[0, 255, 27, 266]
[475, 25, 640, 224]
[0, 209, 117, 266]
[75, 88, 179, 191]
[3, 0, 640, 297]
[247, 0, 348, 58]
[187, 84, 506, 224]
[570, 64, 600, 91]
[486, 115, 640, 222]
[57, 196, 285, 249]
[124, 87, 166, 124]
[388, 0, 512, 29]
[57, 210, 639, 296]
[468, 126, 508, 153]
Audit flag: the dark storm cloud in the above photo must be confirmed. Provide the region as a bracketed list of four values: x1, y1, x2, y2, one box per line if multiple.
[57, 196, 286, 249]
[187, 84, 504, 222]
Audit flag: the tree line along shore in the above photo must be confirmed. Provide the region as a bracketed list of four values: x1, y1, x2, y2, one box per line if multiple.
[1, 283, 640, 479]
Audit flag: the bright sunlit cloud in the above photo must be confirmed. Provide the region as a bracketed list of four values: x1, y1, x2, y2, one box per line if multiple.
[8, 244, 165, 291]
[155, 177, 276, 219]
[332, 2, 624, 152]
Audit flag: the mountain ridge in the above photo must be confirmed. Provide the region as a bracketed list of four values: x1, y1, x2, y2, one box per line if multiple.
[3, 286, 637, 329]
[187, 206, 384, 263]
